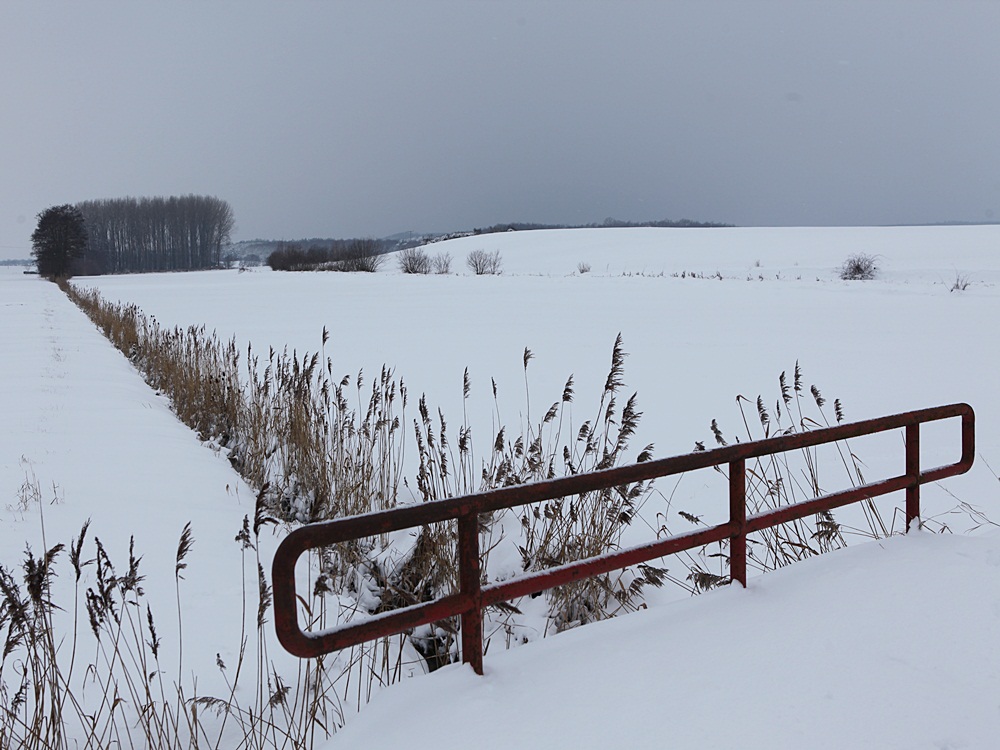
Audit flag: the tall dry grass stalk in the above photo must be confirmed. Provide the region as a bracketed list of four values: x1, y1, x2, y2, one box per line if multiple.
[60, 283, 659, 695]
[62, 284, 404, 525]
[494, 338, 661, 632]
[660, 362, 899, 593]
[0, 475, 342, 748]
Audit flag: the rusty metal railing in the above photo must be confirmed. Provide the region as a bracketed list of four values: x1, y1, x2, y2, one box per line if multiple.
[272, 403, 974, 674]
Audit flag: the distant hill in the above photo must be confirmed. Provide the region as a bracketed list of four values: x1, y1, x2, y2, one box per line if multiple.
[223, 217, 732, 265]
[415, 217, 732, 247]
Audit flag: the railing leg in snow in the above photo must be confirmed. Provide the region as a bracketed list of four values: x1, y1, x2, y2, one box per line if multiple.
[458, 513, 484, 674]
[729, 458, 747, 587]
[906, 423, 920, 531]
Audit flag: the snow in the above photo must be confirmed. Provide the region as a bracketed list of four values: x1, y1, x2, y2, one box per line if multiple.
[3, 224, 1000, 747]
[334, 530, 1000, 749]
[0, 269, 288, 743]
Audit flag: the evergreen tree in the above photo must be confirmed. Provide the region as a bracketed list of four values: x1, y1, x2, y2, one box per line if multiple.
[31, 205, 88, 278]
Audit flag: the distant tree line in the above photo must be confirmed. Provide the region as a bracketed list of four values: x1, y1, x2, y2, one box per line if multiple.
[481, 217, 731, 232]
[76, 195, 234, 274]
[266, 238, 392, 272]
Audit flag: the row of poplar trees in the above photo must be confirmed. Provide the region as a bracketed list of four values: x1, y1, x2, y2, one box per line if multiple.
[76, 195, 235, 274]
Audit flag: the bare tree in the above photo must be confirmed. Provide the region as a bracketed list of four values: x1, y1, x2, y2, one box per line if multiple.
[76, 195, 235, 273]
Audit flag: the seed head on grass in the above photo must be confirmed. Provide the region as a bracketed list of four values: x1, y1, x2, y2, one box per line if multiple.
[253, 484, 277, 539]
[756, 396, 770, 432]
[175, 522, 194, 580]
[687, 565, 729, 592]
[710, 419, 727, 446]
[121, 536, 144, 596]
[810, 385, 825, 408]
[235, 515, 254, 551]
[0, 566, 28, 635]
[69, 520, 92, 583]
[93, 538, 120, 624]
[85, 589, 104, 638]
[603, 334, 627, 394]
[257, 563, 272, 629]
[24, 543, 64, 612]
[268, 672, 290, 707]
[146, 604, 160, 659]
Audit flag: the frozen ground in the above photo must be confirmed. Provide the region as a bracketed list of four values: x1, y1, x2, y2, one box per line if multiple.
[3, 224, 999, 747]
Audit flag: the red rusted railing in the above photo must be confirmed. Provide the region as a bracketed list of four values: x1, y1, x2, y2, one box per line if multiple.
[273, 403, 974, 674]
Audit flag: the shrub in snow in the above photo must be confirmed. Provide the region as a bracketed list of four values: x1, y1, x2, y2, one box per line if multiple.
[839, 253, 879, 280]
[466, 249, 502, 275]
[432, 251, 452, 274]
[398, 246, 432, 274]
[327, 238, 386, 272]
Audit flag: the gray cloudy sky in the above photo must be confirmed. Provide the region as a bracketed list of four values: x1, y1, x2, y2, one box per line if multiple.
[2, 1, 999, 259]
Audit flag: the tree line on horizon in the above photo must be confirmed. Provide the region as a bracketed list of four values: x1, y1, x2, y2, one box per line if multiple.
[30, 195, 235, 277]
[78, 195, 234, 274]
[30, 203, 726, 278]
[264, 238, 394, 272]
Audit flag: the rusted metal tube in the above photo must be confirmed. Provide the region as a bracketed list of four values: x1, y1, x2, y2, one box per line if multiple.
[906, 423, 921, 531]
[729, 458, 747, 587]
[479, 524, 734, 608]
[272, 403, 975, 668]
[458, 513, 484, 674]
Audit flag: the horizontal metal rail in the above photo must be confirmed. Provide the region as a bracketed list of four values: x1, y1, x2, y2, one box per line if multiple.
[273, 403, 975, 673]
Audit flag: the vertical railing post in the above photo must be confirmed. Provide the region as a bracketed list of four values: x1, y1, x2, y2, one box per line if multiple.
[457, 513, 484, 674]
[729, 458, 747, 587]
[962, 408, 976, 467]
[905, 423, 920, 531]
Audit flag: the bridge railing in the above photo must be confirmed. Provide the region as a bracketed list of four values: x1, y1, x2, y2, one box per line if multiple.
[273, 403, 974, 674]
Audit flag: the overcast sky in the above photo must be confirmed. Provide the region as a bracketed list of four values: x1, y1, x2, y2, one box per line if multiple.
[2, 0, 998, 259]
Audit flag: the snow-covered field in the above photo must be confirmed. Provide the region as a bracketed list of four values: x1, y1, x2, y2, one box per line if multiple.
[3, 225, 1000, 747]
[80, 226, 1000, 519]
